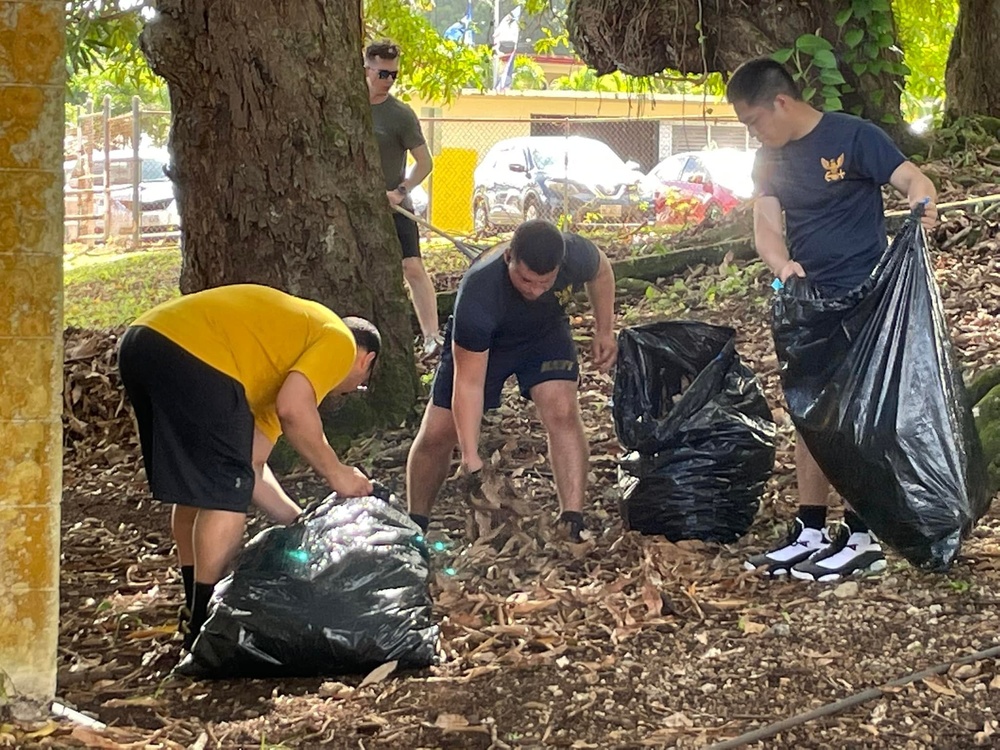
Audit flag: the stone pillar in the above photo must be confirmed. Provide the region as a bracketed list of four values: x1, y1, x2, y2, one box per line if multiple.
[0, 0, 65, 701]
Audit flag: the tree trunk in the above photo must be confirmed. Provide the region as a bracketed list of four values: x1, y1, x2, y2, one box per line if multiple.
[945, 0, 1000, 119]
[567, 0, 909, 141]
[140, 0, 419, 427]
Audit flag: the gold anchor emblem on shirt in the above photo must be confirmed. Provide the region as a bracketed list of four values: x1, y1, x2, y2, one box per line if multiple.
[822, 154, 846, 182]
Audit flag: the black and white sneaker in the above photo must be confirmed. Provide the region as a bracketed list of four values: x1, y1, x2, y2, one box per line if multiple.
[790, 523, 886, 582]
[744, 519, 831, 576]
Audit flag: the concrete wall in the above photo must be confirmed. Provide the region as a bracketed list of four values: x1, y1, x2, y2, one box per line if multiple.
[0, 0, 65, 700]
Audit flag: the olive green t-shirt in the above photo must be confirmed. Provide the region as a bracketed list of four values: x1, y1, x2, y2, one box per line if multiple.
[371, 95, 425, 210]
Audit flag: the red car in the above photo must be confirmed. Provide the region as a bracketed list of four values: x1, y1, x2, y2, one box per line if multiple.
[641, 148, 755, 227]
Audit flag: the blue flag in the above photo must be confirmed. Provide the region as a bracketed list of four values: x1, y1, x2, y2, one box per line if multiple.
[443, 0, 474, 46]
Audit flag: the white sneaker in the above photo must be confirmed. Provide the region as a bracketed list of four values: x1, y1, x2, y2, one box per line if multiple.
[790, 524, 887, 582]
[744, 519, 831, 576]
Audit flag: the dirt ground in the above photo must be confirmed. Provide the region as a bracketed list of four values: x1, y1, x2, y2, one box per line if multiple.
[11, 199, 1000, 748]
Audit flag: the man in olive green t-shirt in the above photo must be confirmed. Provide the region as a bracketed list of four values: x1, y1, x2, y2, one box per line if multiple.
[119, 284, 379, 649]
[365, 39, 441, 357]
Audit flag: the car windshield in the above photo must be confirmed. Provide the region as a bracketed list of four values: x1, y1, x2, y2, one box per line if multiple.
[529, 140, 627, 174]
[141, 158, 169, 182]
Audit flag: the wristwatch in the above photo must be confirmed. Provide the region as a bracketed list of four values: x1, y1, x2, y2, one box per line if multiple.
[395, 184, 408, 196]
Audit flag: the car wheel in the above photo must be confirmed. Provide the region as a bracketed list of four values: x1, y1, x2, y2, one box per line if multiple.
[705, 202, 725, 223]
[473, 200, 491, 233]
[523, 197, 543, 223]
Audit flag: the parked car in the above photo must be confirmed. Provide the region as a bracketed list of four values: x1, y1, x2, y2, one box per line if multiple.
[472, 136, 646, 231]
[641, 148, 756, 226]
[107, 149, 180, 234]
[64, 147, 179, 239]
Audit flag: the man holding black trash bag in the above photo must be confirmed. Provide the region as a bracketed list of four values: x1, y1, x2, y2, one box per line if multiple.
[727, 58, 938, 581]
[405, 220, 617, 543]
[118, 284, 379, 648]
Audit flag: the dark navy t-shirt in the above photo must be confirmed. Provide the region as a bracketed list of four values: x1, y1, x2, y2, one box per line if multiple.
[754, 112, 906, 295]
[452, 233, 601, 352]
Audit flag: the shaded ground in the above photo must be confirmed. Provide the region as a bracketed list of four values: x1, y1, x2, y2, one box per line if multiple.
[14, 170, 1000, 748]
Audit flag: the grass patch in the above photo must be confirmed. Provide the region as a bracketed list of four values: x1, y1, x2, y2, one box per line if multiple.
[64, 247, 182, 328]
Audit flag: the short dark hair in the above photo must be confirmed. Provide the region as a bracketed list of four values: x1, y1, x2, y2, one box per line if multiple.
[365, 40, 400, 63]
[726, 58, 802, 106]
[509, 220, 565, 274]
[342, 316, 381, 359]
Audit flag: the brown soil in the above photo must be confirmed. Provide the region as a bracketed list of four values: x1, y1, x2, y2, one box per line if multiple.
[13, 186, 1000, 748]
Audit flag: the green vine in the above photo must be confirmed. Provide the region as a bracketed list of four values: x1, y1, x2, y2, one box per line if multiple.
[772, 0, 910, 122]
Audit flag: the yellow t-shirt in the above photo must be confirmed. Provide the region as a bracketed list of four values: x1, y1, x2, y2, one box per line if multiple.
[133, 284, 357, 443]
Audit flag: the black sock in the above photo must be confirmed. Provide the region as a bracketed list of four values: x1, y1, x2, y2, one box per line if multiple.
[558, 511, 585, 526]
[180, 565, 195, 611]
[844, 510, 868, 534]
[409, 513, 430, 533]
[797, 505, 828, 530]
[188, 582, 216, 645]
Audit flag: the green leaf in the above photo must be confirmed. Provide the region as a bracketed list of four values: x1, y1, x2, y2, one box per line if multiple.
[881, 113, 898, 124]
[801, 86, 817, 101]
[772, 48, 795, 64]
[871, 0, 891, 11]
[878, 32, 895, 47]
[821, 84, 842, 99]
[849, 104, 864, 116]
[851, 62, 868, 77]
[824, 96, 844, 111]
[795, 34, 834, 55]
[844, 29, 865, 48]
[834, 8, 853, 26]
[819, 68, 847, 86]
[812, 49, 838, 69]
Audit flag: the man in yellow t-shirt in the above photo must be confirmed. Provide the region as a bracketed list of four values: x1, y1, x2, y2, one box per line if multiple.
[117, 284, 380, 648]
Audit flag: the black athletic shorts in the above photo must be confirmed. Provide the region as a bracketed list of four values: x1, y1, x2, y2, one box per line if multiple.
[394, 212, 421, 260]
[431, 319, 579, 410]
[118, 325, 255, 513]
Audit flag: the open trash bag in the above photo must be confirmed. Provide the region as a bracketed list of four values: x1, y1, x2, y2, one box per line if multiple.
[614, 322, 776, 542]
[178, 486, 438, 678]
[773, 213, 990, 570]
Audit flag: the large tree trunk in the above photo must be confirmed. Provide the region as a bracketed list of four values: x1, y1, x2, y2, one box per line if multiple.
[945, 0, 1000, 120]
[567, 0, 909, 142]
[140, 0, 419, 427]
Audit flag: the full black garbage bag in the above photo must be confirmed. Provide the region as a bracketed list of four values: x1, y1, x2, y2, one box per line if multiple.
[773, 215, 990, 570]
[178, 486, 438, 678]
[614, 321, 776, 542]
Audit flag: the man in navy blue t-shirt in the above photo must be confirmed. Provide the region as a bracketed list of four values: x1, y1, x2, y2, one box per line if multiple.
[727, 58, 938, 581]
[405, 220, 617, 542]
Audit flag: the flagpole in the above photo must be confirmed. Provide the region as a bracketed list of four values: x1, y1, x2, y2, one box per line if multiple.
[493, 0, 502, 89]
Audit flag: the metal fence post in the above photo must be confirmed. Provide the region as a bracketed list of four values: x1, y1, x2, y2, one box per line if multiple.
[102, 95, 111, 243]
[562, 117, 570, 229]
[131, 96, 141, 249]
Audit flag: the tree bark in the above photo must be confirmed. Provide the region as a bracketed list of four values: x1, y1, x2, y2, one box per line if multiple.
[945, 0, 1000, 119]
[140, 0, 419, 427]
[566, 0, 908, 141]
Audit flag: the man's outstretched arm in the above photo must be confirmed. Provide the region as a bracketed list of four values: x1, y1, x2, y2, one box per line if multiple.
[584, 249, 617, 371]
[451, 344, 489, 473]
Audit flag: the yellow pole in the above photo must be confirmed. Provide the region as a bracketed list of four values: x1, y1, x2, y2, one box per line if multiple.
[0, 0, 65, 701]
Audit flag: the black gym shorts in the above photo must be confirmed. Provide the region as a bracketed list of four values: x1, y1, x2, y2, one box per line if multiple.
[393, 212, 422, 260]
[431, 321, 579, 410]
[118, 325, 255, 513]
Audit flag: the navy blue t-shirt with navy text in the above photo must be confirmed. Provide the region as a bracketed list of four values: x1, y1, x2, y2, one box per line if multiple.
[753, 112, 906, 295]
[452, 233, 600, 352]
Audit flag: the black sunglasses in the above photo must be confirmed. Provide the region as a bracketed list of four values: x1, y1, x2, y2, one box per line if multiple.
[374, 69, 398, 80]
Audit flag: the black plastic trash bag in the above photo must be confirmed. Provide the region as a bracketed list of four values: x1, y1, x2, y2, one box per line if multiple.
[773, 214, 990, 570]
[614, 322, 776, 542]
[178, 486, 438, 678]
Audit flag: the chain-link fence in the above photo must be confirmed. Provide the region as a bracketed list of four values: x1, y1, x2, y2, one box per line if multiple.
[64, 96, 174, 248]
[63, 103, 755, 248]
[419, 114, 757, 237]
